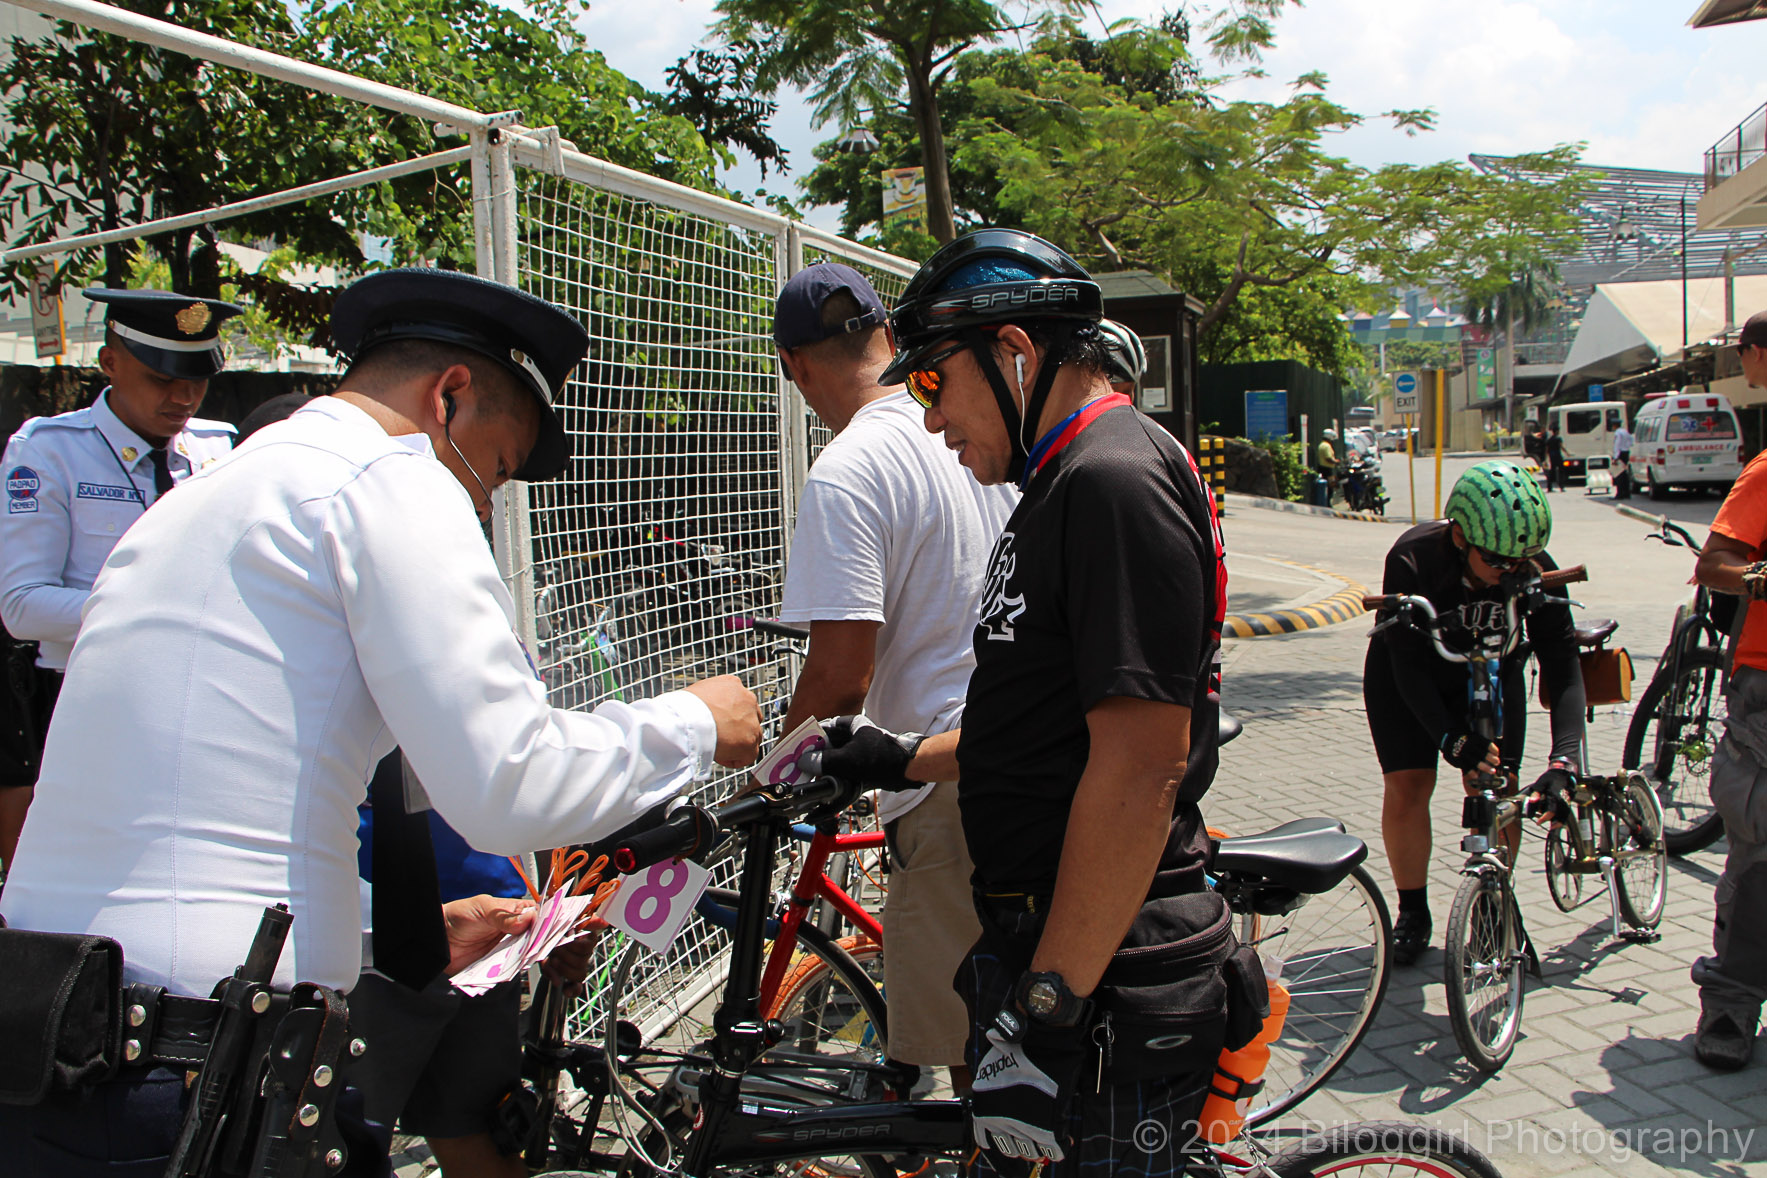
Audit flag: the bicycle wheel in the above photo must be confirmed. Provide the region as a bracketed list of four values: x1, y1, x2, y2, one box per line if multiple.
[1444, 870, 1524, 1073]
[1543, 826, 1588, 913]
[765, 924, 889, 1065]
[1263, 1120, 1504, 1178]
[1240, 864, 1392, 1129]
[1615, 772, 1668, 929]
[1623, 647, 1727, 854]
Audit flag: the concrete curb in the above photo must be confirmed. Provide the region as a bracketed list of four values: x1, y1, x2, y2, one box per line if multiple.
[1227, 493, 1404, 525]
[1223, 561, 1371, 638]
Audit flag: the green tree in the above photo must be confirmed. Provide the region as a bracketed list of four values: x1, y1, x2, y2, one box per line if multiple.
[0, 0, 722, 323]
[714, 0, 1045, 244]
[663, 40, 790, 178]
[1459, 253, 1561, 427]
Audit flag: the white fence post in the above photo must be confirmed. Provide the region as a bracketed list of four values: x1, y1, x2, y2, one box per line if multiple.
[484, 131, 538, 658]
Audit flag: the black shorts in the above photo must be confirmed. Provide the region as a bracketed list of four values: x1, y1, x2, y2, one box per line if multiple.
[346, 972, 523, 1141]
[1363, 645, 1526, 775]
[0, 663, 61, 790]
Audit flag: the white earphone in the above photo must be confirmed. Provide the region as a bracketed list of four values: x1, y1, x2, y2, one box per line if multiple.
[1014, 353, 1026, 391]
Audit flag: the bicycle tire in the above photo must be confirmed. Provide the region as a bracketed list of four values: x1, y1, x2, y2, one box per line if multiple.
[1444, 870, 1524, 1073]
[1241, 864, 1392, 1129]
[1542, 825, 1588, 913]
[1622, 647, 1727, 854]
[1615, 772, 1668, 929]
[765, 923, 889, 1066]
[1263, 1120, 1505, 1178]
[620, 1095, 906, 1178]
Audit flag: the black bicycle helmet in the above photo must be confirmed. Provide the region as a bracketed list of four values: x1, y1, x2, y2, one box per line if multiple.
[881, 229, 1103, 482]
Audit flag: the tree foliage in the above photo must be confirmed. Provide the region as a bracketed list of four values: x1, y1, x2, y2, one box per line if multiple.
[664, 40, 790, 178]
[0, 0, 722, 322]
[714, 0, 1049, 243]
[802, 14, 1586, 376]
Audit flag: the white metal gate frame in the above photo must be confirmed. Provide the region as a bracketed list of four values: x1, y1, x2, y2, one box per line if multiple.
[2, 0, 916, 1040]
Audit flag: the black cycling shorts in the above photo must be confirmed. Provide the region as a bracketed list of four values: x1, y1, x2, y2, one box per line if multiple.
[1363, 645, 1528, 775]
[1363, 646, 1452, 774]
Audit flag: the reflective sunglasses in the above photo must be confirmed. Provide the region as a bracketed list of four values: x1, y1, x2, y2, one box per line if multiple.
[1473, 546, 1526, 572]
[904, 341, 971, 409]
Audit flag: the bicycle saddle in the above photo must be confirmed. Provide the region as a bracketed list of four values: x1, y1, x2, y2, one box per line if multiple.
[1210, 817, 1367, 895]
[1574, 618, 1618, 647]
[1218, 709, 1244, 746]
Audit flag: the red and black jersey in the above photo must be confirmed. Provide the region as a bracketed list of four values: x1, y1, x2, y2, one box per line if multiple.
[957, 402, 1225, 896]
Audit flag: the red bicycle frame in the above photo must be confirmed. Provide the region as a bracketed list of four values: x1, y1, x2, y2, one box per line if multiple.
[758, 824, 886, 1005]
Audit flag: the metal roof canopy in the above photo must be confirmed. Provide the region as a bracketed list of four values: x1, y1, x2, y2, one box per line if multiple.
[1472, 154, 1767, 286]
[1689, 0, 1767, 26]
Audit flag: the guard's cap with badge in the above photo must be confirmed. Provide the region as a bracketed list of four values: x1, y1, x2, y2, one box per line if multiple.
[773, 262, 888, 351]
[84, 288, 243, 381]
[330, 268, 590, 482]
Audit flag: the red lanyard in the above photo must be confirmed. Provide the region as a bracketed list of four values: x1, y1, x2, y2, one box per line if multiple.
[1020, 394, 1132, 489]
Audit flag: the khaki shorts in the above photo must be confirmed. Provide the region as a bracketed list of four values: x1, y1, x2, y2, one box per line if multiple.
[881, 779, 982, 1066]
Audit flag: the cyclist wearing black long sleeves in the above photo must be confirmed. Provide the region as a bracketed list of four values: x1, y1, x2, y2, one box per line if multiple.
[1363, 460, 1586, 965]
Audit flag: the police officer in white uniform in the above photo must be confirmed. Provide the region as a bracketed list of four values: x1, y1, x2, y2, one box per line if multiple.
[0, 269, 762, 1176]
[0, 288, 238, 874]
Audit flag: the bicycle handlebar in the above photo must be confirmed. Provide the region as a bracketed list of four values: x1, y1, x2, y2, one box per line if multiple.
[1645, 516, 1701, 550]
[610, 759, 856, 874]
[753, 619, 811, 641]
[1361, 565, 1588, 666]
[1360, 563, 1587, 613]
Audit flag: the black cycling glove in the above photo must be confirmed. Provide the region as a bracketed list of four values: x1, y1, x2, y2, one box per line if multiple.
[819, 715, 925, 792]
[1525, 766, 1577, 822]
[970, 1004, 1089, 1162]
[1439, 730, 1494, 771]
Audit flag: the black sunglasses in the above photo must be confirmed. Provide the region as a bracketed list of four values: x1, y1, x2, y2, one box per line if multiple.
[1473, 547, 1526, 572]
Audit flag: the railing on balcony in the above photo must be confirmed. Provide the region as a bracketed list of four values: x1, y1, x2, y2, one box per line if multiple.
[1707, 100, 1767, 190]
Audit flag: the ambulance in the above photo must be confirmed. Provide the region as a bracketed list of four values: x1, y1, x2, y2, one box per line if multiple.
[1627, 390, 1745, 499]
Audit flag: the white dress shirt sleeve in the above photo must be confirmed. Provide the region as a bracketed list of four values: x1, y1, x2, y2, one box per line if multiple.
[0, 432, 89, 646]
[329, 456, 718, 855]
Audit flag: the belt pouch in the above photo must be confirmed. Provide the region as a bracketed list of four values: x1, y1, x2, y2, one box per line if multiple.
[1094, 891, 1234, 1084]
[0, 926, 124, 1103]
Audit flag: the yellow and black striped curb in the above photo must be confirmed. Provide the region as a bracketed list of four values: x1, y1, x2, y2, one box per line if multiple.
[1223, 565, 1370, 638]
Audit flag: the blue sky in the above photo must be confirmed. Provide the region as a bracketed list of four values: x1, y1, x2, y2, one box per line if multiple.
[579, 0, 1767, 232]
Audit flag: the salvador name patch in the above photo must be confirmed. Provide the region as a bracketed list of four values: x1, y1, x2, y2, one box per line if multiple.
[77, 482, 135, 502]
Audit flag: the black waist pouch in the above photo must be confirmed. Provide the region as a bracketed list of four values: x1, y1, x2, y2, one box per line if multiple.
[1094, 891, 1255, 1085]
[0, 925, 124, 1104]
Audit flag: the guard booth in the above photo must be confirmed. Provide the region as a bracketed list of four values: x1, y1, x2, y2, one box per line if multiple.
[1097, 271, 1206, 450]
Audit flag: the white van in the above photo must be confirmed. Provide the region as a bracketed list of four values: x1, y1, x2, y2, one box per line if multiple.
[1628, 390, 1745, 499]
[1547, 402, 1629, 483]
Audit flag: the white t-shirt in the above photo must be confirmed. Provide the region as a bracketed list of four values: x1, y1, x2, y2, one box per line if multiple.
[781, 391, 1018, 823]
[1613, 426, 1634, 459]
[2, 397, 716, 994]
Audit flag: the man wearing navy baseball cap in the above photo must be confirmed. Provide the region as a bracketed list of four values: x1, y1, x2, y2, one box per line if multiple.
[0, 268, 762, 1175]
[772, 260, 1017, 1091]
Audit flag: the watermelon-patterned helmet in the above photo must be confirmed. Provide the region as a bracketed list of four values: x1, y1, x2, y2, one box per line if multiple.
[1444, 460, 1552, 558]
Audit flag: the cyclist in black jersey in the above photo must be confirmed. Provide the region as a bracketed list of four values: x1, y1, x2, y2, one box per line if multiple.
[815, 230, 1227, 1177]
[1364, 461, 1586, 964]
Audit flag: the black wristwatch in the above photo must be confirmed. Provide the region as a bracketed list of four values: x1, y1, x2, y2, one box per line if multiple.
[1010, 970, 1091, 1028]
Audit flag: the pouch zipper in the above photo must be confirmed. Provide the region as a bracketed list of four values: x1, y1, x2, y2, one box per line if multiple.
[1092, 1011, 1114, 1094]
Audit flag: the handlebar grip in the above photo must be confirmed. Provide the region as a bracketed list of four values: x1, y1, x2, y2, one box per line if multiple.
[753, 619, 811, 641]
[612, 803, 717, 874]
[1362, 594, 1394, 610]
[1541, 565, 1587, 588]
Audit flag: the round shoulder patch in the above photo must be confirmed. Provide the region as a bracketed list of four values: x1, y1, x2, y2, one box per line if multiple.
[6, 466, 40, 501]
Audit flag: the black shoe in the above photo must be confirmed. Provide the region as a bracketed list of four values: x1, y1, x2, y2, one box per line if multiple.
[1393, 908, 1431, 966]
[1696, 1006, 1758, 1071]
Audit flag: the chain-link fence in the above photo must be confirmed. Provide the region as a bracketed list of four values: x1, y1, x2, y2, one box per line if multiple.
[0, 0, 916, 1044]
[503, 149, 915, 1038]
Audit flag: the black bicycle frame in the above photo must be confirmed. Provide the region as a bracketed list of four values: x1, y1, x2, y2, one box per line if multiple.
[678, 809, 967, 1175]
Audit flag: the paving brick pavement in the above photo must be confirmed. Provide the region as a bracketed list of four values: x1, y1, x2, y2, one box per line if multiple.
[1211, 495, 1758, 1178]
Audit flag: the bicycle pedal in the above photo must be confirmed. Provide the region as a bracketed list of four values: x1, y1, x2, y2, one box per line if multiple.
[1620, 927, 1662, 944]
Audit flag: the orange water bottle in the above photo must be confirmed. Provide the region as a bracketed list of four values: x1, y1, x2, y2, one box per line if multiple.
[1198, 969, 1290, 1144]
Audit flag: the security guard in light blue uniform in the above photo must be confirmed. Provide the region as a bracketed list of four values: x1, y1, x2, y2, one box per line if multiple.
[0, 289, 239, 872]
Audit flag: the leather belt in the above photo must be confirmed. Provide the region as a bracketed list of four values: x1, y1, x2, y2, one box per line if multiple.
[118, 983, 288, 1069]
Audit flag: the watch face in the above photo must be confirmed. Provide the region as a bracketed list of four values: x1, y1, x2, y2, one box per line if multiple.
[1026, 979, 1060, 1016]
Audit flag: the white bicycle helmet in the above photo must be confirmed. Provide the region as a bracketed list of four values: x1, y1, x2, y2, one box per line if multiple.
[1098, 319, 1146, 386]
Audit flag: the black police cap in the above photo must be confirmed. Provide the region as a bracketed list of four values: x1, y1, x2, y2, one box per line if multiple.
[330, 269, 589, 482]
[84, 288, 243, 381]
